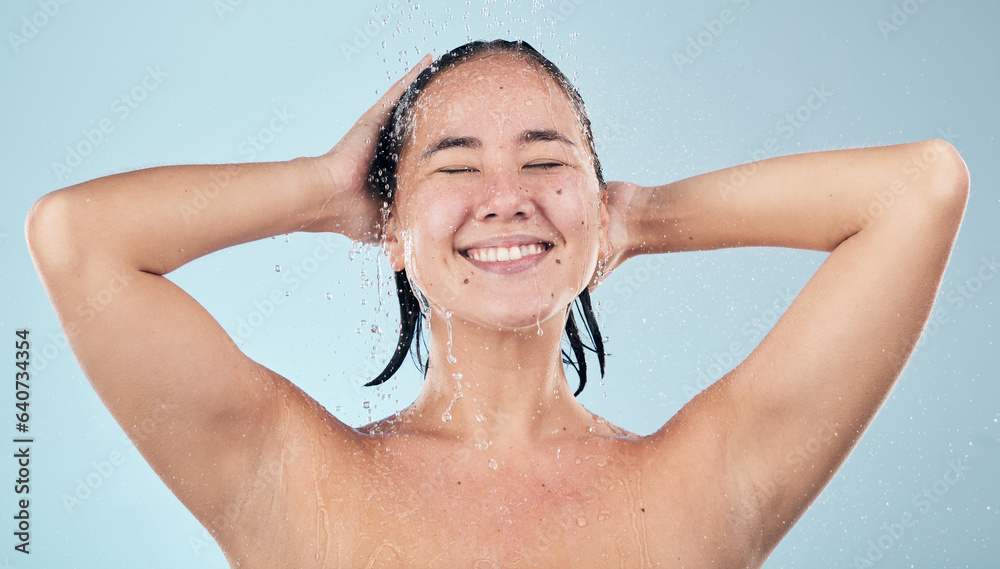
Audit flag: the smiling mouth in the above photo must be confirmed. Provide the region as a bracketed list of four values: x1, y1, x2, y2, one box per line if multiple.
[463, 243, 551, 263]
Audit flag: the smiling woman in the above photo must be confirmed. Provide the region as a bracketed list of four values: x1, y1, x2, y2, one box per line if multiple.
[366, 40, 608, 395]
[24, 35, 968, 568]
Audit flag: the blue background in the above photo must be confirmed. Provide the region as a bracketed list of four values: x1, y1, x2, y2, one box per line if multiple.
[2, 1, 997, 567]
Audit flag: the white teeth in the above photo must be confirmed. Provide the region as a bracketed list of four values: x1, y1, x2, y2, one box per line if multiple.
[467, 243, 546, 263]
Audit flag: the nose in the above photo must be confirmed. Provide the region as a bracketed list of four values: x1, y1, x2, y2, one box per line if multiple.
[475, 167, 535, 221]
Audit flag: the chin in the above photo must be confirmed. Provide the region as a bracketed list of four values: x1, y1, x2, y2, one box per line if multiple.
[438, 296, 571, 332]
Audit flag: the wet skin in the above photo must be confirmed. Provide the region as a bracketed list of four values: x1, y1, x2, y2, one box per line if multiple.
[216, 56, 760, 568]
[230, 378, 758, 568]
[26, 45, 968, 569]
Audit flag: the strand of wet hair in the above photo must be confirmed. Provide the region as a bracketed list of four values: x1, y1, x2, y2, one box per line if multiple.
[365, 270, 420, 387]
[563, 308, 589, 396]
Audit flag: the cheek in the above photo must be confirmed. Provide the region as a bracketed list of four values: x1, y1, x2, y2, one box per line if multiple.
[397, 190, 468, 285]
[545, 176, 602, 241]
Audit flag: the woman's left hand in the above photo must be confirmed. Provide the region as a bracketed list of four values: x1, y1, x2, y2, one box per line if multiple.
[592, 180, 644, 288]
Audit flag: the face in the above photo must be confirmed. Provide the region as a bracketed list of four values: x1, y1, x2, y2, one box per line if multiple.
[385, 54, 609, 330]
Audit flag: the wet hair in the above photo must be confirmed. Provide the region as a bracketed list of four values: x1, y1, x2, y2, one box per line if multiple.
[365, 39, 605, 396]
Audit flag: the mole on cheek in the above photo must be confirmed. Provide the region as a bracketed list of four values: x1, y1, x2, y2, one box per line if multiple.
[556, 259, 561, 264]
[464, 278, 470, 284]
[557, 189, 562, 195]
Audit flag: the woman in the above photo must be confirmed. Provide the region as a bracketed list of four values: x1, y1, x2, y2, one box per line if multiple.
[26, 40, 968, 567]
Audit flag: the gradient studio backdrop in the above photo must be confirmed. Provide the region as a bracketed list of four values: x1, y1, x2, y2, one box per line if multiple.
[2, 1, 998, 567]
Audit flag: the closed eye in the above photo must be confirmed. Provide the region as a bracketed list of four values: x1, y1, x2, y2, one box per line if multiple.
[524, 162, 563, 171]
[439, 167, 478, 174]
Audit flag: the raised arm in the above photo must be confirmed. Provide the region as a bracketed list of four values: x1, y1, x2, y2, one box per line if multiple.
[608, 140, 968, 558]
[24, 56, 430, 550]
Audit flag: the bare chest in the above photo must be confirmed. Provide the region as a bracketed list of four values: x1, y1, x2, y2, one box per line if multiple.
[340, 453, 662, 568]
[232, 432, 753, 568]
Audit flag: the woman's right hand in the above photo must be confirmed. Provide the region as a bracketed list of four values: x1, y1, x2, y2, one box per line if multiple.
[311, 54, 432, 243]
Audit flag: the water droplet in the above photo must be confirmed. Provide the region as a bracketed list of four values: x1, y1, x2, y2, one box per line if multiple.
[445, 310, 457, 363]
[577, 517, 587, 527]
[325, 293, 333, 300]
[441, 411, 451, 422]
[488, 459, 498, 470]
[475, 410, 485, 422]
[371, 324, 382, 335]
[362, 401, 371, 410]
[335, 406, 342, 412]
[274, 265, 281, 272]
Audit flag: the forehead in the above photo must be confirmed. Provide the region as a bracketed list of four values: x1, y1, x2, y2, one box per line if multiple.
[406, 54, 583, 146]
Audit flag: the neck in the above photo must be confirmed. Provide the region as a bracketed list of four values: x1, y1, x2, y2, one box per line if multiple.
[397, 306, 595, 445]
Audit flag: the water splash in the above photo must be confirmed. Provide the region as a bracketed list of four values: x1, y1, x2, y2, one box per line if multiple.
[445, 310, 457, 363]
[532, 268, 544, 336]
[441, 372, 463, 423]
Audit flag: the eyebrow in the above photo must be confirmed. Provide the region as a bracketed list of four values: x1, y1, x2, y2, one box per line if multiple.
[419, 136, 480, 162]
[520, 129, 575, 147]
[418, 129, 575, 163]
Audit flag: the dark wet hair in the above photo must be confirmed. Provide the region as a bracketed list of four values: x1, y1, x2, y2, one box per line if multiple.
[365, 39, 606, 396]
